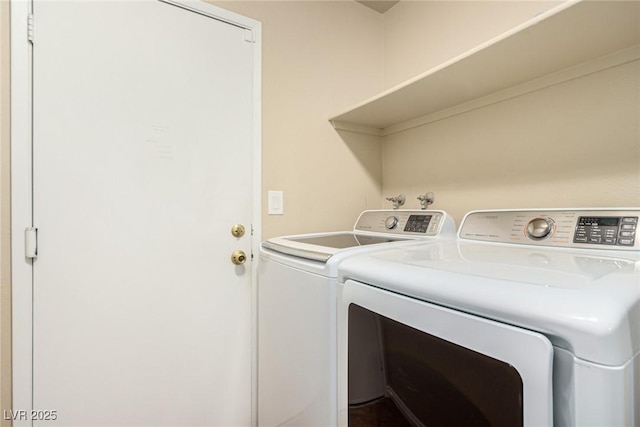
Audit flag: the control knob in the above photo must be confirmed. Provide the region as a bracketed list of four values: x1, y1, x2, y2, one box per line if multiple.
[385, 216, 399, 230]
[526, 217, 555, 240]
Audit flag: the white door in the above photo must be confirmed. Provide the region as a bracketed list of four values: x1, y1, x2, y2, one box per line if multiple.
[29, 1, 259, 425]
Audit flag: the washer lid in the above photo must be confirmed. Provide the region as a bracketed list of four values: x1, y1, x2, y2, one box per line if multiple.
[262, 232, 411, 262]
[338, 240, 640, 366]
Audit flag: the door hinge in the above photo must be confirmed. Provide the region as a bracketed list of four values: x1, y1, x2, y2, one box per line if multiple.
[27, 13, 34, 44]
[243, 29, 255, 44]
[25, 227, 38, 259]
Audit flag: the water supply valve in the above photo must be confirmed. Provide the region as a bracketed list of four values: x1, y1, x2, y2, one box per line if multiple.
[417, 192, 435, 210]
[386, 194, 406, 210]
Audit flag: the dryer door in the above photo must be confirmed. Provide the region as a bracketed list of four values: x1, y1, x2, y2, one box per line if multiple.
[340, 279, 553, 427]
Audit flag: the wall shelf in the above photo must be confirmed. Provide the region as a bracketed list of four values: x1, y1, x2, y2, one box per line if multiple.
[329, 0, 640, 136]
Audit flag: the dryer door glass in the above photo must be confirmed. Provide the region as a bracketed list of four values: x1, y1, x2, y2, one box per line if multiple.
[349, 307, 522, 427]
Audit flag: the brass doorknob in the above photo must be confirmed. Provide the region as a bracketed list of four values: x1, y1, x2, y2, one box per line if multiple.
[231, 224, 246, 238]
[231, 250, 247, 265]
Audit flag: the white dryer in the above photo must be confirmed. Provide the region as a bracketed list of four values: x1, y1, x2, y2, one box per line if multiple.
[338, 208, 640, 427]
[258, 210, 456, 426]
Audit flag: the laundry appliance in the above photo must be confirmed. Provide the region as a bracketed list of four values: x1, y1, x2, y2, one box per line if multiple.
[338, 208, 639, 427]
[258, 209, 456, 426]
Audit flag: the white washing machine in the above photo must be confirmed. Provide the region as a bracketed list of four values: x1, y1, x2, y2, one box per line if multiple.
[258, 209, 456, 426]
[337, 208, 640, 427]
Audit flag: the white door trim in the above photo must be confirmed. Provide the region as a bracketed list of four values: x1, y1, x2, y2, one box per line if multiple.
[10, 1, 261, 425]
[11, 1, 34, 422]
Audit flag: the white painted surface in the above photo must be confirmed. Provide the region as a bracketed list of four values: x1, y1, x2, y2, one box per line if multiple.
[10, 0, 33, 422]
[12, 1, 261, 425]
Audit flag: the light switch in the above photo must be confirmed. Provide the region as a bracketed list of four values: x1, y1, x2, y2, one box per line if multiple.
[268, 191, 284, 215]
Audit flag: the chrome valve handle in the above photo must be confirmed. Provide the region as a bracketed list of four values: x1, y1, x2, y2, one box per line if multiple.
[385, 194, 406, 210]
[417, 192, 435, 210]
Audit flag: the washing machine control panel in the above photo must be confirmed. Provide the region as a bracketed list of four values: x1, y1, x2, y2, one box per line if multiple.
[354, 210, 455, 237]
[574, 216, 637, 246]
[460, 209, 639, 250]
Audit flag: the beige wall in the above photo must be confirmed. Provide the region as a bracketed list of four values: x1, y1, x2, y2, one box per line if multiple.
[1, 0, 11, 424]
[380, 1, 640, 225]
[382, 1, 560, 88]
[212, 1, 385, 239]
[381, 62, 640, 223]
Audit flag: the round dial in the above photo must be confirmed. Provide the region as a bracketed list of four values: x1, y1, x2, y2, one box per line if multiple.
[385, 216, 399, 230]
[526, 217, 555, 240]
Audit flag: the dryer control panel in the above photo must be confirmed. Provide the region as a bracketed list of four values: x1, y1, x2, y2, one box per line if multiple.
[459, 209, 639, 250]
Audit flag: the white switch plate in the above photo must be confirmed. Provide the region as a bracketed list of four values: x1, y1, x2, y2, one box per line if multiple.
[268, 191, 284, 215]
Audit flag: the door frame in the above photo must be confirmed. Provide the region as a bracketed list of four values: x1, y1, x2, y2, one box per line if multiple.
[10, 1, 261, 424]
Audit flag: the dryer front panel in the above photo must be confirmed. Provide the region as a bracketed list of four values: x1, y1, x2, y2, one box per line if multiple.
[340, 279, 554, 427]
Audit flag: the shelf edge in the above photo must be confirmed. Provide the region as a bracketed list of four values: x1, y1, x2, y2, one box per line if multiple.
[380, 45, 640, 137]
[330, 120, 384, 136]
